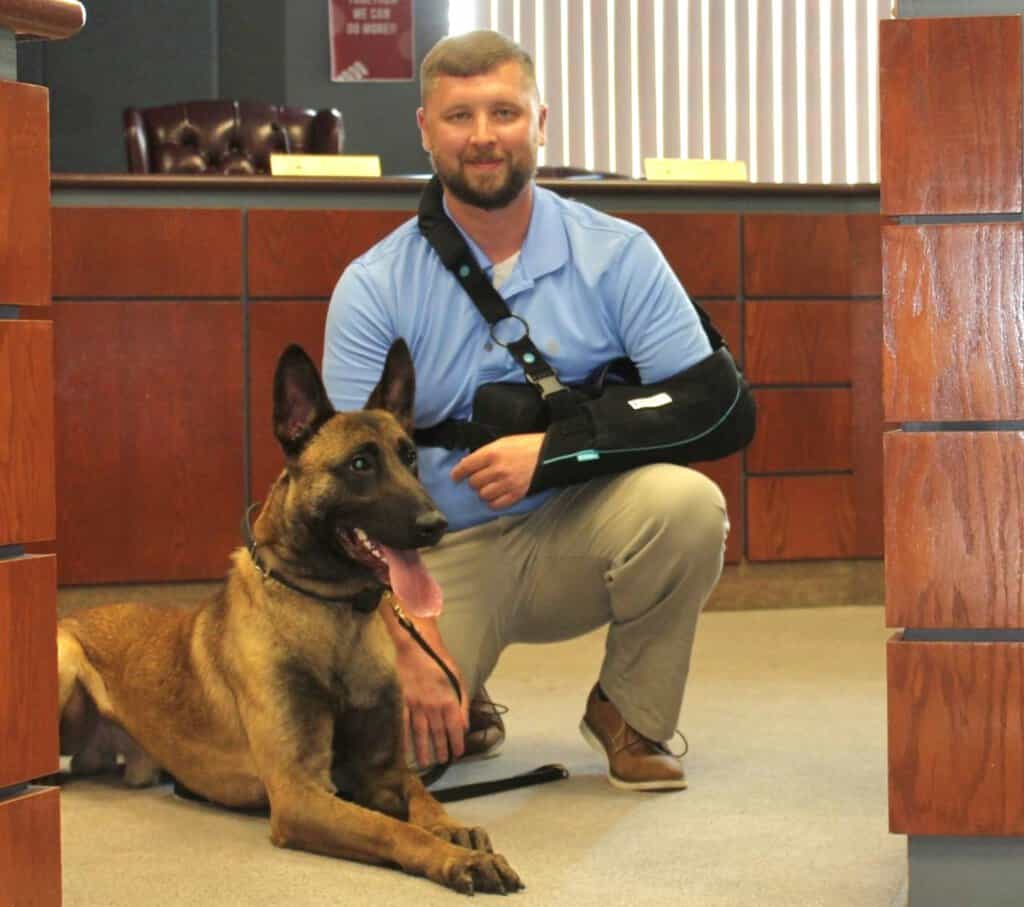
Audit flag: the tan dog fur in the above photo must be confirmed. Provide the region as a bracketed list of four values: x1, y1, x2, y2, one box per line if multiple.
[56, 342, 522, 895]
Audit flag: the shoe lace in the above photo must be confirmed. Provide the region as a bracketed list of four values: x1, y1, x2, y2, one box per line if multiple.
[469, 691, 509, 722]
[618, 728, 689, 760]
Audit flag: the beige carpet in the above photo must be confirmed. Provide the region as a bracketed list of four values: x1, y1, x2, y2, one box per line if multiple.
[55, 604, 906, 907]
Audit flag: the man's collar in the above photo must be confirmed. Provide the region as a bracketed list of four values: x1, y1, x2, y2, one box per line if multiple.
[441, 184, 567, 288]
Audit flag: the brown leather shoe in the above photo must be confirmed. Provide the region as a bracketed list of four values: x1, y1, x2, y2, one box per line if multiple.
[579, 684, 687, 791]
[463, 686, 506, 760]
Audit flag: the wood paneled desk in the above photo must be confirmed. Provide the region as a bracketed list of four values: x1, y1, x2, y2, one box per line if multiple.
[2, 3, 85, 904]
[45, 175, 884, 586]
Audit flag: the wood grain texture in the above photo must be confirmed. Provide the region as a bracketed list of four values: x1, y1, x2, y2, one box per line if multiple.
[745, 301, 851, 384]
[885, 431, 1024, 629]
[880, 16, 1023, 216]
[746, 389, 852, 474]
[883, 224, 1024, 422]
[52, 208, 242, 297]
[888, 638, 1024, 834]
[617, 213, 739, 297]
[52, 302, 244, 583]
[248, 209, 411, 297]
[747, 475, 856, 561]
[0, 321, 56, 545]
[851, 301, 884, 558]
[698, 300, 741, 363]
[693, 454, 742, 564]
[0, 555, 58, 786]
[0, 787, 61, 907]
[0, 82, 50, 306]
[248, 301, 329, 499]
[744, 214, 883, 298]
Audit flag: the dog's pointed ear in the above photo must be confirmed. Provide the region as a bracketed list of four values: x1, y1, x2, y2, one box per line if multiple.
[365, 339, 415, 434]
[273, 344, 336, 457]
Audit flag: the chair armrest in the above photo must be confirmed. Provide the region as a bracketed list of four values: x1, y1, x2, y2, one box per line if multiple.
[122, 107, 150, 173]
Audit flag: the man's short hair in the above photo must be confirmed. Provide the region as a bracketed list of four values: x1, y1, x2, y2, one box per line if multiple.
[420, 30, 538, 105]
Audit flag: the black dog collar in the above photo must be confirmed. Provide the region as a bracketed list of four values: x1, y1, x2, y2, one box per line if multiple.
[242, 503, 384, 614]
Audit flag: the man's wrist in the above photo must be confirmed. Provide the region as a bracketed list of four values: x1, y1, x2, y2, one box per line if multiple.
[383, 594, 442, 652]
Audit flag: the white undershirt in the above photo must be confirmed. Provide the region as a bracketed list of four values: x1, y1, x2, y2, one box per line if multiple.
[490, 251, 521, 290]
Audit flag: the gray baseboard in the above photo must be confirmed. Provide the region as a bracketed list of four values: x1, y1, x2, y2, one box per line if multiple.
[1, 29, 15, 81]
[908, 837, 1024, 907]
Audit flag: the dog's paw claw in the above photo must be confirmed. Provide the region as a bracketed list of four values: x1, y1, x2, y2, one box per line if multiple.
[442, 851, 523, 896]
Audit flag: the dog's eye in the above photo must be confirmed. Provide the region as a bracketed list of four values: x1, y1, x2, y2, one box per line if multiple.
[400, 445, 418, 469]
[349, 455, 373, 473]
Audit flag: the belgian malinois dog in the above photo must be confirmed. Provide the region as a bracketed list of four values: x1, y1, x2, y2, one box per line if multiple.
[56, 341, 523, 895]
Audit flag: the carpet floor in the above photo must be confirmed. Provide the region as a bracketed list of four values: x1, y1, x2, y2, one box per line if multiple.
[55, 604, 906, 907]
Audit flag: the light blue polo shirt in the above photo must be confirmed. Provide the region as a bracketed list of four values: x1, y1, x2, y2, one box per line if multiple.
[322, 185, 711, 532]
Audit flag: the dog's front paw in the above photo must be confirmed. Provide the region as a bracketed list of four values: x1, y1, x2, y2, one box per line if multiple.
[438, 848, 524, 896]
[427, 821, 493, 852]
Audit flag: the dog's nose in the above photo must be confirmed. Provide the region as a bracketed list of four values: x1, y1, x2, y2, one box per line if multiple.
[415, 510, 448, 546]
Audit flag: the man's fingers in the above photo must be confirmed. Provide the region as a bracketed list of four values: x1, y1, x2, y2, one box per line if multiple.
[445, 702, 467, 759]
[451, 448, 488, 482]
[411, 710, 433, 769]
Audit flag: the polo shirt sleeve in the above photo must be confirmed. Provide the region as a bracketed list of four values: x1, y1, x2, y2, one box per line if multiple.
[322, 261, 396, 413]
[609, 230, 713, 383]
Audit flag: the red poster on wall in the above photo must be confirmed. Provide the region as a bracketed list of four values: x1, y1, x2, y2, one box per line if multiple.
[329, 0, 415, 82]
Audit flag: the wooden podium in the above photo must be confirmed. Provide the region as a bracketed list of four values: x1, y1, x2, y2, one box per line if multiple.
[0, 2, 84, 905]
[882, 13, 1024, 904]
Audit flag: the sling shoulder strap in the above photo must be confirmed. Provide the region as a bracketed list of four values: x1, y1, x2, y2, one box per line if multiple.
[417, 176, 578, 412]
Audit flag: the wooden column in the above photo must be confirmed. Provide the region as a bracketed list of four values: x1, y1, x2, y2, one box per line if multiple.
[0, 3, 85, 906]
[881, 13, 1024, 903]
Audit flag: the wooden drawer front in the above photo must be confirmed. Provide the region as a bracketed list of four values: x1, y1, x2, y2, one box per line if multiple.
[248, 301, 329, 501]
[52, 303, 244, 583]
[248, 210, 410, 297]
[889, 638, 1024, 835]
[852, 301, 884, 558]
[0, 556, 58, 787]
[617, 213, 739, 297]
[883, 224, 1024, 423]
[746, 388, 852, 474]
[747, 475, 856, 561]
[698, 300, 741, 362]
[745, 301, 851, 384]
[0, 787, 61, 907]
[52, 208, 242, 298]
[744, 214, 883, 298]
[0, 82, 50, 307]
[880, 16, 1023, 216]
[885, 431, 1024, 629]
[0, 321, 55, 545]
[693, 454, 742, 565]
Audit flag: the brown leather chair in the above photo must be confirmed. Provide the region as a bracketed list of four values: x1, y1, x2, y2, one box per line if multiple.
[123, 100, 345, 175]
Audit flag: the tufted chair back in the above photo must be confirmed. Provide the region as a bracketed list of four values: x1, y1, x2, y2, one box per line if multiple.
[123, 100, 345, 175]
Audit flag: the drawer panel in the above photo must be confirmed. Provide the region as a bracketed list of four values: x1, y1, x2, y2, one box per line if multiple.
[885, 431, 1024, 629]
[883, 224, 1024, 423]
[889, 637, 1024, 835]
[0, 556, 58, 788]
[0, 787, 61, 907]
[0, 321, 55, 545]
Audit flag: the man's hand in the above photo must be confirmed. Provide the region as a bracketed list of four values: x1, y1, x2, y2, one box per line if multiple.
[384, 606, 469, 767]
[450, 433, 545, 509]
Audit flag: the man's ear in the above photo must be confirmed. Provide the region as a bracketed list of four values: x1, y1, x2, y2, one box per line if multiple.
[537, 103, 548, 147]
[417, 107, 432, 153]
[365, 339, 415, 434]
[273, 345, 336, 458]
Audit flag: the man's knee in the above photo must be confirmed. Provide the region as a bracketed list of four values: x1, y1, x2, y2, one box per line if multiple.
[618, 464, 729, 565]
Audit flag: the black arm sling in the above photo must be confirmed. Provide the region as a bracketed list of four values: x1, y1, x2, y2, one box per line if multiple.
[413, 176, 757, 493]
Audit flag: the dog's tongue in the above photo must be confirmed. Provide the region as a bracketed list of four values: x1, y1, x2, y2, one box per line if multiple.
[379, 545, 443, 618]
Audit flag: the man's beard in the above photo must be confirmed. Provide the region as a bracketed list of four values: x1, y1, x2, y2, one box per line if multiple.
[431, 151, 536, 211]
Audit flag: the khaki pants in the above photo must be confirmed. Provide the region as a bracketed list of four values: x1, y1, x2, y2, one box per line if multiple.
[422, 463, 729, 742]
